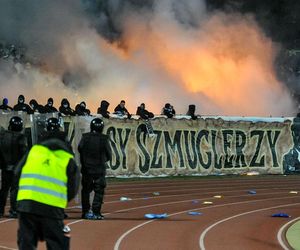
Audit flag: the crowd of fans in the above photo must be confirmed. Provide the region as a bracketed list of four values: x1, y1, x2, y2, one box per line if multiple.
[0, 95, 198, 120]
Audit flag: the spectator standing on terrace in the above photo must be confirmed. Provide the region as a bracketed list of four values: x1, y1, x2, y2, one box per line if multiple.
[162, 103, 176, 118]
[114, 100, 131, 118]
[97, 100, 110, 119]
[29, 99, 46, 114]
[13, 95, 33, 114]
[136, 103, 154, 119]
[44, 98, 58, 113]
[186, 104, 197, 120]
[75, 101, 91, 116]
[78, 118, 111, 220]
[0, 98, 13, 111]
[15, 117, 79, 249]
[0, 116, 27, 218]
[59, 98, 76, 116]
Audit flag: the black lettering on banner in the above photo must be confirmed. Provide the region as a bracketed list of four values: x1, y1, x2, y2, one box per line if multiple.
[136, 124, 151, 173]
[106, 127, 120, 170]
[267, 130, 280, 167]
[183, 131, 197, 169]
[223, 130, 234, 168]
[196, 130, 212, 169]
[235, 130, 247, 168]
[211, 130, 222, 169]
[164, 130, 184, 168]
[250, 130, 265, 167]
[117, 128, 131, 169]
[151, 131, 163, 169]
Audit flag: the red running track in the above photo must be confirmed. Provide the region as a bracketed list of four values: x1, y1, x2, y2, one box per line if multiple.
[0, 175, 299, 250]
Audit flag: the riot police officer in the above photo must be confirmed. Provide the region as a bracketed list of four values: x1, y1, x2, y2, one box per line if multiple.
[15, 117, 79, 249]
[0, 116, 27, 218]
[78, 118, 112, 220]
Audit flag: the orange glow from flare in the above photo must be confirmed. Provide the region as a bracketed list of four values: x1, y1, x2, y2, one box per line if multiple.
[117, 14, 291, 115]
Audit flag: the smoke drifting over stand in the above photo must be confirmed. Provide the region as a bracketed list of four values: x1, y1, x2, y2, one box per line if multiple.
[0, 0, 296, 116]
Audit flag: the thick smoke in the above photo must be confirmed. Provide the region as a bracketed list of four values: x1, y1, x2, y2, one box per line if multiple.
[0, 0, 296, 116]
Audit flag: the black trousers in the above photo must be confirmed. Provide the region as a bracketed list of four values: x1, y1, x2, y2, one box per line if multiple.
[81, 174, 106, 214]
[0, 170, 16, 214]
[18, 212, 69, 250]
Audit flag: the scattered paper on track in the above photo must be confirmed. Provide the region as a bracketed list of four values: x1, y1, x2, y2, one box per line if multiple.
[188, 211, 203, 216]
[120, 197, 132, 201]
[153, 192, 160, 196]
[203, 201, 213, 205]
[289, 191, 298, 194]
[213, 195, 222, 198]
[246, 171, 260, 176]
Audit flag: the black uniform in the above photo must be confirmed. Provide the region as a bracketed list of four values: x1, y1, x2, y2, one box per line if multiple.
[97, 100, 110, 119]
[78, 132, 111, 218]
[13, 95, 33, 114]
[0, 130, 27, 217]
[15, 138, 79, 250]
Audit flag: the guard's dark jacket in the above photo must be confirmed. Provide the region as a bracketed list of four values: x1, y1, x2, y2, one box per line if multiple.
[0, 130, 27, 170]
[15, 138, 80, 219]
[78, 132, 112, 175]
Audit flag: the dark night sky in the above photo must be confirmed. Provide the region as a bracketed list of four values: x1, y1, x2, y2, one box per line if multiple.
[207, 0, 300, 49]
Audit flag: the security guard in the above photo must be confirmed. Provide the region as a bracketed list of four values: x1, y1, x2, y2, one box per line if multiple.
[15, 117, 79, 250]
[0, 116, 27, 218]
[78, 118, 111, 220]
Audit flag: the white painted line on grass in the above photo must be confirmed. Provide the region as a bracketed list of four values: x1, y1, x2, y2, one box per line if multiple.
[277, 216, 300, 250]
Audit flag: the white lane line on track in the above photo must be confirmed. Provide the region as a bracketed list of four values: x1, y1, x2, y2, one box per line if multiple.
[66, 190, 295, 228]
[106, 181, 299, 196]
[104, 186, 300, 203]
[0, 189, 293, 227]
[113, 197, 300, 250]
[199, 203, 300, 250]
[107, 178, 299, 188]
[0, 245, 17, 250]
[0, 219, 15, 224]
[277, 216, 300, 250]
[105, 182, 300, 197]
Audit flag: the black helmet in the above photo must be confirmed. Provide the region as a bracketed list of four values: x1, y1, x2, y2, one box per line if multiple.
[90, 118, 104, 133]
[46, 117, 60, 131]
[9, 116, 23, 132]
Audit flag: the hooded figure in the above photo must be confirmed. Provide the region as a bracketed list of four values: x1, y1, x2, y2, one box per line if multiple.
[59, 98, 75, 116]
[0, 98, 13, 111]
[44, 98, 58, 113]
[97, 100, 110, 119]
[75, 101, 91, 116]
[13, 95, 33, 114]
[186, 104, 197, 120]
[29, 99, 46, 114]
[136, 103, 154, 119]
[162, 103, 175, 118]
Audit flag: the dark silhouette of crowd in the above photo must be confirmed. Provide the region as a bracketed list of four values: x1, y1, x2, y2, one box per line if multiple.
[0, 95, 199, 119]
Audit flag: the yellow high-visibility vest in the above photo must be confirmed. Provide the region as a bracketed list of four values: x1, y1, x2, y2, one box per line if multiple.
[17, 145, 73, 208]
